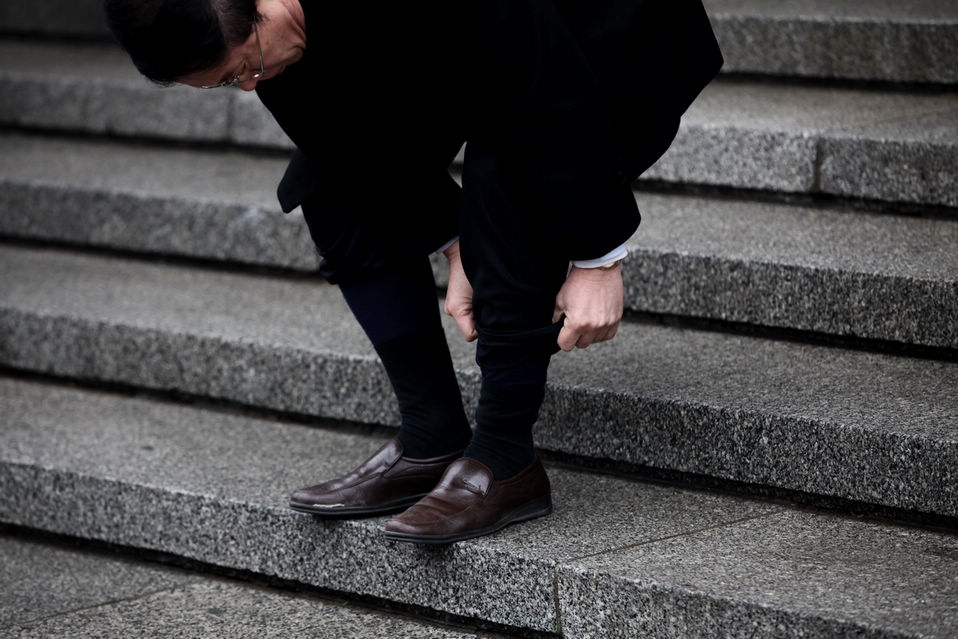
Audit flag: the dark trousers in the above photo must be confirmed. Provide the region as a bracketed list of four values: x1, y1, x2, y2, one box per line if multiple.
[298, 142, 568, 384]
[299, 117, 678, 384]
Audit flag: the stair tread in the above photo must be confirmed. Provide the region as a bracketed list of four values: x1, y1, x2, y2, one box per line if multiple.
[1, 245, 955, 517]
[2, 377, 956, 637]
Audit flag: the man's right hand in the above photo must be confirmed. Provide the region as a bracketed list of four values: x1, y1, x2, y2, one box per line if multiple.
[443, 241, 478, 341]
[552, 263, 624, 351]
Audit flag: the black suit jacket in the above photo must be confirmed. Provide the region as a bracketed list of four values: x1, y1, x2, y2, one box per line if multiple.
[257, 0, 722, 260]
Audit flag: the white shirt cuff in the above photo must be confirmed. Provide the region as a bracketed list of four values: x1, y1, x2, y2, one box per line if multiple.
[571, 243, 629, 269]
[434, 236, 460, 255]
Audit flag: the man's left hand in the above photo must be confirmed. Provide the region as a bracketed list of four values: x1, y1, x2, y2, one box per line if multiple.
[552, 264, 623, 351]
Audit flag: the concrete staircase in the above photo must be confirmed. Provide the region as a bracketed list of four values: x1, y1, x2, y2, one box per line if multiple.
[1, 1, 957, 637]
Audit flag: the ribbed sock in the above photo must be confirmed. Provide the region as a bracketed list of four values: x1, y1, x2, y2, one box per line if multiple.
[465, 377, 544, 479]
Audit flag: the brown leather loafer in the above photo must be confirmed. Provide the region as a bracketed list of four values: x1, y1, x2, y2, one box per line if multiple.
[384, 456, 552, 544]
[289, 438, 461, 517]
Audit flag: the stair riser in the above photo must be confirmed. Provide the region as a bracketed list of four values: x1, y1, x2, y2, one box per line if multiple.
[0, 0, 105, 39]
[558, 571, 913, 639]
[0, 75, 236, 144]
[713, 16, 958, 85]
[626, 255, 958, 349]
[0, 182, 319, 271]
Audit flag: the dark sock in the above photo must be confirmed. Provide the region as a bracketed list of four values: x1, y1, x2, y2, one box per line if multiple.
[375, 331, 472, 458]
[465, 377, 544, 479]
[339, 260, 471, 459]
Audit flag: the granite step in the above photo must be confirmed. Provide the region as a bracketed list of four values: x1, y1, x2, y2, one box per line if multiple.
[1, 39, 956, 208]
[1, 377, 957, 637]
[0, 533, 509, 639]
[3, 133, 955, 348]
[0, 245, 955, 519]
[3, 0, 957, 85]
[0, 133, 317, 271]
[704, 0, 958, 85]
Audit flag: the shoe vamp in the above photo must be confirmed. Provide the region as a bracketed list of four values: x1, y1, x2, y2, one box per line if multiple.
[397, 489, 489, 528]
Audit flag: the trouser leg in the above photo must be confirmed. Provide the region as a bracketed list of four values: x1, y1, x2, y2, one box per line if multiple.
[457, 142, 572, 479]
[455, 114, 677, 478]
[299, 167, 471, 459]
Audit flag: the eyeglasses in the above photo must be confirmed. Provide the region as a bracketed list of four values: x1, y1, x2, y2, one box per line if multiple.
[200, 23, 264, 89]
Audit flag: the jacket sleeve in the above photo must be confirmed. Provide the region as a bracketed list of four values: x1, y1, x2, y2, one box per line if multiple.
[456, 0, 641, 261]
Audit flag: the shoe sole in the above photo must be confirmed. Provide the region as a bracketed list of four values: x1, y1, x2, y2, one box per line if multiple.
[383, 496, 553, 544]
[288, 493, 428, 518]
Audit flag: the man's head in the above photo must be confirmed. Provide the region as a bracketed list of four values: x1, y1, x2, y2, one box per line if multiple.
[104, 0, 261, 85]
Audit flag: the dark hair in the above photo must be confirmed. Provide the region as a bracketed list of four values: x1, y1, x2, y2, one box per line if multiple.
[103, 0, 261, 84]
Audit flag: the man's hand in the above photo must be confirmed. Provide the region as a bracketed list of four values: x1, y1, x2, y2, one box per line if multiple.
[443, 241, 478, 341]
[553, 264, 623, 351]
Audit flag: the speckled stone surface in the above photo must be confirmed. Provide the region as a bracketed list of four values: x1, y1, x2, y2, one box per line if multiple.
[0, 535, 196, 628]
[704, 0, 958, 84]
[0, 536, 495, 639]
[0, 41, 289, 149]
[820, 121, 958, 209]
[0, 134, 318, 271]
[0, 0, 107, 39]
[558, 510, 958, 638]
[3, 134, 955, 346]
[646, 80, 958, 207]
[627, 192, 958, 348]
[0, 42, 232, 143]
[2, 40, 956, 207]
[231, 89, 295, 149]
[6, 582, 490, 639]
[540, 330, 958, 518]
[0, 245, 404, 425]
[0, 246, 955, 517]
[0, 378, 779, 633]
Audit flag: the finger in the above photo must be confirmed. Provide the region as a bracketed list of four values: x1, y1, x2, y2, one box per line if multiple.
[557, 323, 579, 352]
[576, 332, 597, 349]
[453, 309, 478, 342]
[592, 324, 616, 344]
[577, 320, 620, 349]
[552, 305, 564, 324]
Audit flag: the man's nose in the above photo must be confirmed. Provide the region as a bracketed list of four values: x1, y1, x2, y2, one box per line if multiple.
[237, 78, 259, 91]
